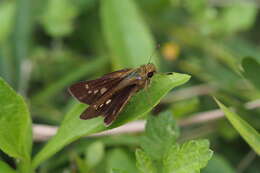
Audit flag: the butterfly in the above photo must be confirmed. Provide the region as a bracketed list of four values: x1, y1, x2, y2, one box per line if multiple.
[68, 63, 156, 126]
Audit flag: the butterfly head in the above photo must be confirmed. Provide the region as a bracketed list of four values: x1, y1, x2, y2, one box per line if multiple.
[138, 63, 156, 80]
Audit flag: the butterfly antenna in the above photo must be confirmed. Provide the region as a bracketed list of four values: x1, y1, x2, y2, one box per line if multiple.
[148, 44, 160, 64]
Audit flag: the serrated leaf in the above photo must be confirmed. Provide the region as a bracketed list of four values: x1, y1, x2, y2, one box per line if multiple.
[85, 141, 104, 169]
[0, 78, 32, 160]
[214, 98, 260, 155]
[135, 149, 156, 173]
[32, 73, 190, 168]
[0, 160, 16, 173]
[141, 111, 179, 160]
[163, 140, 213, 173]
[101, 0, 159, 68]
[242, 57, 260, 90]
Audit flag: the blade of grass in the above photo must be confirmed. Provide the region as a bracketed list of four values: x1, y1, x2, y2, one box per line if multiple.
[11, 0, 33, 93]
[32, 57, 108, 103]
[214, 98, 260, 155]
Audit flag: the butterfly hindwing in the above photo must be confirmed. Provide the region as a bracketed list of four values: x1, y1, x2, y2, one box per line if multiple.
[80, 85, 139, 126]
[68, 69, 132, 104]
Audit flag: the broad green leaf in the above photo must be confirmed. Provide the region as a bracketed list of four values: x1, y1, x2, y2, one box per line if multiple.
[101, 0, 159, 69]
[0, 78, 32, 160]
[242, 57, 260, 90]
[135, 149, 156, 173]
[214, 98, 260, 155]
[0, 160, 16, 173]
[163, 140, 213, 173]
[141, 111, 179, 160]
[106, 149, 138, 173]
[32, 73, 190, 168]
[85, 141, 105, 169]
[41, 0, 79, 37]
[202, 154, 235, 173]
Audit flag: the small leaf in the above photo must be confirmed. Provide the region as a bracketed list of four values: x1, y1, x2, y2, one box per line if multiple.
[163, 140, 213, 173]
[85, 141, 105, 169]
[101, 0, 159, 68]
[141, 111, 179, 160]
[0, 78, 32, 160]
[214, 98, 260, 155]
[135, 149, 156, 173]
[242, 57, 260, 90]
[0, 160, 16, 173]
[32, 73, 190, 168]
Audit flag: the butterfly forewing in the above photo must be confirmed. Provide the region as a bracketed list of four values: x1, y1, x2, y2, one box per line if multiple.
[68, 69, 132, 104]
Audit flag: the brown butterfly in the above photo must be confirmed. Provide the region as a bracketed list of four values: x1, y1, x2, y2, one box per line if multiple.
[68, 63, 156, 126]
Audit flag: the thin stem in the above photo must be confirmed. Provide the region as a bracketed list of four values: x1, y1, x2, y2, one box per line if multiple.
[32, 99, 260, 141]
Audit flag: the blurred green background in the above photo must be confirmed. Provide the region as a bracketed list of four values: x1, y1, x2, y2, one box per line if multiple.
[0, 0, 260, 172]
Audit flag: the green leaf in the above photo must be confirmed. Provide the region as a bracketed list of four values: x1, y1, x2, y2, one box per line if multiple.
[163, 140, 213, 173]
[106, 149, 138, 173]
[242, 57, 260, 90]
[32, 72, 190, 168]
[141, 111, 179, 160]
[85, 141, 105, 169]
[135, 149, 156, 173]
[110, 73, 190, 128]
[202, 154, 235, 173]
[214, 98, 260, 155]
[0, 160, 16, 173]
[0, 78, 32, 160]
[41, 0, 79, 37]
[101, 0, 159, 68]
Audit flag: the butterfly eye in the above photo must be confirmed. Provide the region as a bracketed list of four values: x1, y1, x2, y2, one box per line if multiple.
[147, 72, 154, 78]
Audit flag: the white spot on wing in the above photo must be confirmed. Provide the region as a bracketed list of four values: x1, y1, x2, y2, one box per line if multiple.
[100, 104, 104, 107]
[88, 91, 92, 94]
[100, 88, 107, 94]
[106, 99, 111, 104]
[85, 84, 89, 89]
[94, 90, 98, 94]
